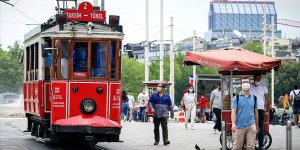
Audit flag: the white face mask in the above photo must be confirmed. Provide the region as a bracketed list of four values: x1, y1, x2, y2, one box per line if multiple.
[157, 87, 162, 92]
[254, 81, 261, 86]
[242, 83, 250, 91]
[189, 89, 193, 92]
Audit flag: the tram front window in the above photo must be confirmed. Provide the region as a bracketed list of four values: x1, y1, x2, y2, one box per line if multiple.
[91, 42, 106, 78]
[73, 42, 88, 76]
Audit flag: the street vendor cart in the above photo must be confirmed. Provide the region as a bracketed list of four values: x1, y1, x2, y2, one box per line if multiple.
[184, 47, 281, 149]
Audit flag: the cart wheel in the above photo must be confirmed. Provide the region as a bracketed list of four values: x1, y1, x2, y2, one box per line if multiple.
[219, 131, 234, 150]
[255, 131, 272, 149]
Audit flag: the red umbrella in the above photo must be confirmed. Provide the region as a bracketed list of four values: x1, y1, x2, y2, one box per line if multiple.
[184, 47, 281, 73]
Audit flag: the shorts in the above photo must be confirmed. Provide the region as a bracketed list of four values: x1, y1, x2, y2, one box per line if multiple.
[293, 107, 300, 115]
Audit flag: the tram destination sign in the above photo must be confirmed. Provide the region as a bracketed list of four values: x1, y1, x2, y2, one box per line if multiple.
[65, 2, 106, 22]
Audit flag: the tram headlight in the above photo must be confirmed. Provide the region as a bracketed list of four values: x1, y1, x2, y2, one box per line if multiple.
[80, 98, 97, 114]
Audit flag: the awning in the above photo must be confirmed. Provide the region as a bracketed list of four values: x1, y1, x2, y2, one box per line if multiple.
[184, 47, 281, 73]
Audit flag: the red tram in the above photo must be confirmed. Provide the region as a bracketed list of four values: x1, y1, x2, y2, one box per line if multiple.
[20, 1, 124, 146]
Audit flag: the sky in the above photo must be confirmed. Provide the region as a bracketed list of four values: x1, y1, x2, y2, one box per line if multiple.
[0, 0, 300, 49]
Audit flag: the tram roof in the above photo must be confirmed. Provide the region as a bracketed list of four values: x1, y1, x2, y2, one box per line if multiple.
[24, 22, 124, 42]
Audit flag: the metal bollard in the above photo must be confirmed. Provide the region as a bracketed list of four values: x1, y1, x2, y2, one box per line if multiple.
[222, 121, 226, 150]
[286, 121, 292, 150]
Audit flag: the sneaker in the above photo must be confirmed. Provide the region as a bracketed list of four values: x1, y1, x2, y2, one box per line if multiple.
[191, 125, 194, 130]
[213, 129, 217, 134]
[154, 141, 159, 145]
[185, 124, 188, 129]
[163, 140, 170, 145]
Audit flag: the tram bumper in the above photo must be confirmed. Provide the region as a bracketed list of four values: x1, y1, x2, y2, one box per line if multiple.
[52, 115, 122, 134]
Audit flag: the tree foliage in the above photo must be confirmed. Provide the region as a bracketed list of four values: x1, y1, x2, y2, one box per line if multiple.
[242, 40, 263, 54]
[274, 61, 300, 102]
[121, 56, 145, 98]
[148, 53, 218, 105]
[0, 42, 24, 93]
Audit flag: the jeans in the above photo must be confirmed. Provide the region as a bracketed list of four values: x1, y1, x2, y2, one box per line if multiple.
[258, 109, 265, 148]
[213, 108, 221, 131]
[121, 102, 129, 119]
[139, 107, 146, 122]
[154, 117, 168, 142]
[199, 108, 206, 122]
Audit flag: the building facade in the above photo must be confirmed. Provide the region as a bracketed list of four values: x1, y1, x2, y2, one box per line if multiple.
[205, 0, 282, 41]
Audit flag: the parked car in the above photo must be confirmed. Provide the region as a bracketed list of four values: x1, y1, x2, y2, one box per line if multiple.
[0, 93, 20, 104]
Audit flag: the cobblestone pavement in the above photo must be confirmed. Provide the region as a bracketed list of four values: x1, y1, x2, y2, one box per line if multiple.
[97, 120, 300, 150]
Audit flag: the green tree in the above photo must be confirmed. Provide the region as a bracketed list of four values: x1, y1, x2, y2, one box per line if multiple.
[121, 56, 145, 99]
[0, 41, 24, 93]
[242, 40, 263, 54]
[274, 61, 300, 105]
[148, 53, 218, 105]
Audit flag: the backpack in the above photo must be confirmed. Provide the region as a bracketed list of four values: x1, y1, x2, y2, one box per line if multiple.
[292, 90, 300, 107]
[236, 95, 257, 113]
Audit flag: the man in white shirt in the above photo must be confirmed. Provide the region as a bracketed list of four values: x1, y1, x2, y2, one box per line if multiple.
[138, 90, 149, 122]
[210, 83, 222, 133]
[290, 85, 300, 128]
[127, 91, 135, 122]
[250, 74, 270, 149]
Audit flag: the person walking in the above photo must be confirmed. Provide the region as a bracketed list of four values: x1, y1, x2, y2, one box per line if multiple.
[198, 93, 208, 123]
[250, 74, 270, 149]
[269, 105, 276, 124]
[231, 76, 258, 150]
[149, 83, 174, 145]
[210, 83, 222, 133]
[138, 89, 149, 122]
[121, 90, 129, 121]
[127, 91, 135, 122]
[183, 85, 197, 129]
[290, 85, 300, 128]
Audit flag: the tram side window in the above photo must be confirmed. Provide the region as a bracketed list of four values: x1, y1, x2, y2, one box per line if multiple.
[110, 41, 117, 79]
[34, 43, 38, 80]
[91, 42, 106, 78]
[61, 40, 69, 79]
[73, 42, 88, 75]
[26, 47, 30, 81]
[30, 45, 34, 80]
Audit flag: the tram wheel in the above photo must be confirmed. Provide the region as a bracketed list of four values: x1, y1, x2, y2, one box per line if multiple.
[219, 131, 234, 150]
[255, 131, 272, 149]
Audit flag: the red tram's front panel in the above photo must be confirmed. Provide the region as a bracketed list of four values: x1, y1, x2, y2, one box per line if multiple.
[51, 81, 122, 125]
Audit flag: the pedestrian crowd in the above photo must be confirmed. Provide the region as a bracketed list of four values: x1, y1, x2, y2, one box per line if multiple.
[120, 75, 299, 147]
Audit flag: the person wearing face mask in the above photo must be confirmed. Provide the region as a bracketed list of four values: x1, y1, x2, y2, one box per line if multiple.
[183, 85, 197, 129]
[210, 83, 222, 134]
[138, 89, 149, 122]
[250, 74, 270, 149]
[231, 76, 258, 150]
[149, 84, 174, 145]
[198, 93, 208, 123]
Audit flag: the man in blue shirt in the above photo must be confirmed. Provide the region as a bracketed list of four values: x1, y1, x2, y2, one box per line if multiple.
[231, 77, 258, 150]
[149, 83, 174, 146]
